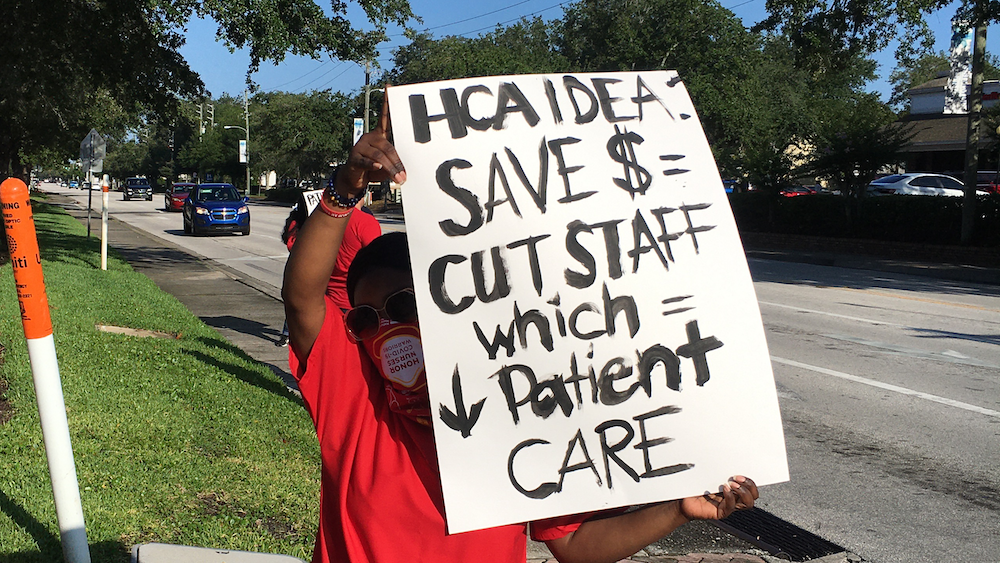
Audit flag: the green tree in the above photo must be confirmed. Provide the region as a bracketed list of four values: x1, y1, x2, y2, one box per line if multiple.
[804, 95, 913, 198]
[176, 97, 247, 185]
[104, 140, 150, 183]
[556, 0, 822, 189]
[760, 0, 1000, 243]
[0, 0, 413, 181]
[252, 91, 356, 185]
[388, 18, 568, 85]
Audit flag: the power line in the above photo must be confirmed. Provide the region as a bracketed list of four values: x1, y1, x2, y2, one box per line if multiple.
[451, 0, 570, 37]
[264, 60, 330, 90]
[407, 0, 534, 35]
[289, 61, 347, 92]
[387, 0, 565, 39]
[309, 63, 357, 93]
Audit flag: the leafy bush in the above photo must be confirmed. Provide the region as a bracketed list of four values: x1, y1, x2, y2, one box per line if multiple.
[263, 188, 302, 204]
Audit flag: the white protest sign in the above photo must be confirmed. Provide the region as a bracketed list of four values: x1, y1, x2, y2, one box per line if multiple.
[301, 188, 325, 214]
[387, 71, 788, 534]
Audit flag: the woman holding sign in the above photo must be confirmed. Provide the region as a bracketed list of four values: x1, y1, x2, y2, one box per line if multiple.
[282, 97, 758, 563]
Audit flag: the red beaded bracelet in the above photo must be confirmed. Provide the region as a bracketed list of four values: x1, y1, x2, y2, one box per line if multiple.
[318, 194, 354, 218]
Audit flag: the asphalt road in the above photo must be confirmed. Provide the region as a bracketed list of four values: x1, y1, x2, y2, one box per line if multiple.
[751, 258, 1000, 562]
[46, 183, 1000, 562]
[52, 183, 404, 290]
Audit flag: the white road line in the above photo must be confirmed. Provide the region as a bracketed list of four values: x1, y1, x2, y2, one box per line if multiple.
[758, 301, 903, 327]
[771, 356, 1000, 419]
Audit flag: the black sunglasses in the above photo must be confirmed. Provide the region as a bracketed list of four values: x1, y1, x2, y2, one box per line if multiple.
[344, 288, 418, 341]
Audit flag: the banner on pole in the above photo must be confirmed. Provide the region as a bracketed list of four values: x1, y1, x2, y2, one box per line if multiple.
[387, 71, 788, 533]
[353, 117, 365, 146]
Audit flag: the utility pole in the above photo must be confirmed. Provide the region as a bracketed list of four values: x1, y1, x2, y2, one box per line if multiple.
[244, 90, 252, 195]
[198, 103, 205, 142]
[961, 15, 988, 245]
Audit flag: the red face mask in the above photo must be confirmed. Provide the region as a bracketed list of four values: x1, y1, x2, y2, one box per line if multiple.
[361, 319, 430, 424]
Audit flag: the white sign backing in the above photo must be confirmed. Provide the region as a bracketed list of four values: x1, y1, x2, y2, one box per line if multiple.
[387, 71, 788, 534]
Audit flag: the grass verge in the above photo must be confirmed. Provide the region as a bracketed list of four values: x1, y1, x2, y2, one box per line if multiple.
[0, 198, 319, 562]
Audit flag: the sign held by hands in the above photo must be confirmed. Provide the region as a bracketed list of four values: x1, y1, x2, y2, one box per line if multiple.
[388, 71, 788, 533]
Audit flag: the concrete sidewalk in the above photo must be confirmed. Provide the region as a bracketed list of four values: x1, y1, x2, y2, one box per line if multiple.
[50, 193, 859, 563]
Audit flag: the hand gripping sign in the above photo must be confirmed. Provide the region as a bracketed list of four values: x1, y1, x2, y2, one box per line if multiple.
[387, 71, 789, 533]
[1, 178, 91, 563]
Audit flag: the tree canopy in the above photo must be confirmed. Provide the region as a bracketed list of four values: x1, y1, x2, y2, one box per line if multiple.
[0, 0, 413, 179]
[252, 91, 356, 181]
[387, 18, 568, 85]
[384, 0, 902, 195]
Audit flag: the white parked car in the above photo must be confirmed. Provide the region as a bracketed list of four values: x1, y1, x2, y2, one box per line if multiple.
[867, 173, 987, 196]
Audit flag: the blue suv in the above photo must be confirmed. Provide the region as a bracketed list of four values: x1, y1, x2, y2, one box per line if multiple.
[182, 183, 250, 235]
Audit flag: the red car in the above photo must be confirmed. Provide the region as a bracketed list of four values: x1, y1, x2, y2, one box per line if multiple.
[165, 183, 195, 211]
[779, 185, 818, 197]
[976, 171, 1000, 195]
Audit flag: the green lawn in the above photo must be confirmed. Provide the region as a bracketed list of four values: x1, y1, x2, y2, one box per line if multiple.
[0, 198, 320, 562]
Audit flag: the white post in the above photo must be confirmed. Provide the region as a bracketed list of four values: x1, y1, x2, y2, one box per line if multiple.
[0, 178, 91, 563]
[28, 335, 91, 563]
[100, 174, 109, 271]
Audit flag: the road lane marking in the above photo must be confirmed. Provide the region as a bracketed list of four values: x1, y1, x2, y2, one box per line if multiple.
[820, 333, 1000, 369]
[840, 287, 1000, 314]
[771, 356, 1000, 419]
[758, 301, 903, 327]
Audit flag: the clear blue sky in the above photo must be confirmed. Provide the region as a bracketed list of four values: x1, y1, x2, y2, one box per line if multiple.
[179, 0, 992, 102]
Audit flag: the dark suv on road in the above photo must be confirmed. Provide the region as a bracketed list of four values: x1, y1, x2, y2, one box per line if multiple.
[123, 177, 153, 201]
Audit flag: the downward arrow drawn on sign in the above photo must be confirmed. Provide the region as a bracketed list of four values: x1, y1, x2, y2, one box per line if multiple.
[439, 366, 486, 438]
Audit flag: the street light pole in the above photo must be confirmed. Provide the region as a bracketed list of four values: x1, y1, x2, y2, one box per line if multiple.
[244, 90, 252, 195]
[224, 124, 250, 196]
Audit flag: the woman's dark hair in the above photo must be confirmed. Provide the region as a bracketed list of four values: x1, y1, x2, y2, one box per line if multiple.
[346, 232, 412, 305]
[280, 196, 310, 246]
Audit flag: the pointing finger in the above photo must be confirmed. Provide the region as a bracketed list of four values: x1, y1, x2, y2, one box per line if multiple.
[378, 86, 391, 135]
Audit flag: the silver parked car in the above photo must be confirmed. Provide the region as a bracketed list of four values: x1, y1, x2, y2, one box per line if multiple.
[867, 173, 987, 196]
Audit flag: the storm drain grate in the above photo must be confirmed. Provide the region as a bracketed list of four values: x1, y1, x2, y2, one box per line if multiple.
[710, 507, 846, 561]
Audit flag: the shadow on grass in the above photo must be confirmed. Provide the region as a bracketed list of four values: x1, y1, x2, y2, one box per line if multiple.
[29, 201, 102, 269]
[185, 346, 302, 407]
[0, 488, 60, 559]
[30, 197, 198, 273]
[0, 541, 129, 563]
[201, 315, 283, 345]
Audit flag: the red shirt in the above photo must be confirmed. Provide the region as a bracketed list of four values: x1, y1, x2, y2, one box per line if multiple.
[291, 302, 532, 563]
[285, 210, 382, 311]
[327, 210, 381, 309]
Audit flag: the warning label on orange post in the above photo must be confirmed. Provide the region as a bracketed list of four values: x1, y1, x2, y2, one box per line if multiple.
[1, 178, 53, 339]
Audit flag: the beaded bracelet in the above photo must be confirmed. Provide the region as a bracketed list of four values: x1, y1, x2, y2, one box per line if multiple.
[324, 169, 368, 209]
[318, 195, 354, 218]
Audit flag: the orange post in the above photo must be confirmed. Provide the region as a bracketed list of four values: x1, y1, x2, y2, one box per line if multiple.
[1, 178, 91, 563]
[2, 178, 53, 339]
